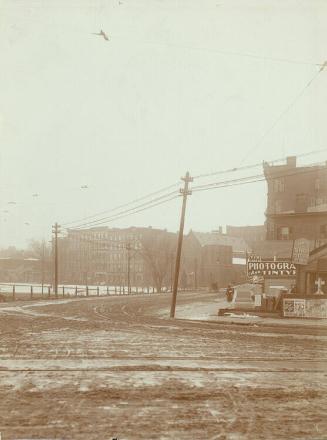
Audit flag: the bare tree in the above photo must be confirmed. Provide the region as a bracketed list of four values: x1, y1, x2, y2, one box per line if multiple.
[140, 232, 176, 293]
[28, 239, 52, 285]
[0, 246, 25, 258]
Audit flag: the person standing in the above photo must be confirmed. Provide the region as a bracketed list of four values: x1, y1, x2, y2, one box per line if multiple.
[226, 284, 234, 302]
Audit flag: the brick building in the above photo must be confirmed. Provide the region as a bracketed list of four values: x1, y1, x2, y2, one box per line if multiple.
[182, 231, 250, 289]
[59, 226, 176, 291]
[226, 224, 266, 248]
[264, 156, 327, 245]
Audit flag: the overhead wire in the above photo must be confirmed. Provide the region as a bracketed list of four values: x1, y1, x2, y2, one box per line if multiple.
[69, 193, 180, 230]
[4, 10, 323, 69]
[111, 33, 324, 68]
[63, 160, 326, 231]
[62, 181, 180, 227]
[192, 148, 327, 180]
[239, 66, 326, 165]
[191, 161, 326, 193]
[63, 153, 326, 231]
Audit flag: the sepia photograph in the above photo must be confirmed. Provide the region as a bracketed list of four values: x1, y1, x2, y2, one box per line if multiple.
[0, 0, 327, 439]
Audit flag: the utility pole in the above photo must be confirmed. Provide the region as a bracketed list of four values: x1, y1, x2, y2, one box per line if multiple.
[170, 171, 193, 318]
[52, 222, 61, 297]
[126, 243, 131, 294]
[170, 251, 174, 292]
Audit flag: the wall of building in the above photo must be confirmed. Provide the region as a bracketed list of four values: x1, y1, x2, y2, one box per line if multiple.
[226, 225, 266, 246]
[59, 226, 177, 290]
[182, 234, 235, 289]
[266, 212, 327, 242]
[264, 157, 327, 242]
[0, 258, 51, 283]
[296, 245, 327, 294]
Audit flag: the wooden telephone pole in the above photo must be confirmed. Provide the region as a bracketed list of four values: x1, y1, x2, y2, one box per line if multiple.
[170, 171, 193, 318]
[126, 243, 131, 294]
[52, 222, 61, 297]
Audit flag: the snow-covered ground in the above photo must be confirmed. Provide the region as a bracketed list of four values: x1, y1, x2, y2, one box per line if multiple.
[0, 293, 326, 439]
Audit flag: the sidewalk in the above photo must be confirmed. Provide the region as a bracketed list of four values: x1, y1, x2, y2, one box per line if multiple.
[171, 298, 327, 330]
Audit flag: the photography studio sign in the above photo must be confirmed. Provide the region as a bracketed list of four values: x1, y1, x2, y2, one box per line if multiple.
[247, 260, 297, 277]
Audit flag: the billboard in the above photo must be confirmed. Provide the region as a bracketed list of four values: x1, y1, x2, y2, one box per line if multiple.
[247, 260, 296, 277]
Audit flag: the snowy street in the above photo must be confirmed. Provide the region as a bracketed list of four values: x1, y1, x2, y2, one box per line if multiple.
[0, 292, 326, 439]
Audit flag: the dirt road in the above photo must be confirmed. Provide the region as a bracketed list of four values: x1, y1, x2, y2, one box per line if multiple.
[0, 292, 326, 439]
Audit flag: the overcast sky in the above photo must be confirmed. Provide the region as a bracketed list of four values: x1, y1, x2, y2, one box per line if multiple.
[0, 0, 326, 248]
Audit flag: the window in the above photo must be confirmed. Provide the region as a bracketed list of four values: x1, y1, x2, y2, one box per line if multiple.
[321, 224, 327, 239]
[273, 178, 285, 193]
[295, 193, 308, 212]
[315, 179, 320, 191]
[277, 226, 292, 240]
[274, 199, 282, 213]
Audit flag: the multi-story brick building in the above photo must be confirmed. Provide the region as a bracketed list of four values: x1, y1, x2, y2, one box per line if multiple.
[59, 226, 177, 291]
[264, 156, 327, 245]
[58, 226, 250, 291]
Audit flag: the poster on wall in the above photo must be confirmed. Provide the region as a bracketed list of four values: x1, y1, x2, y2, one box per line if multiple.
[283, 299, 306, 317]
[292, 238, 310, 265]
[305, 299, 327, 318]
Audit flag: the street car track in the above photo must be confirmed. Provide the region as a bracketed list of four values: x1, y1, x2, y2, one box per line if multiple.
[89, 298, 327, 341]
[1, 294, 327, 440]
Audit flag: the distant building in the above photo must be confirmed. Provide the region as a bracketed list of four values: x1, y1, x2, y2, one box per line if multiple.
[0, 258, 50, 283]
[264, 156, 327, 245]
[183, 231, 251, 289]
[251, 240, 294, 260]
[226, 225, 266, 247]
[59, 226, 177, 290]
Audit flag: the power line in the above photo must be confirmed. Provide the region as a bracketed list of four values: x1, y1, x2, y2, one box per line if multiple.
[239, 66, 326, 165]
[192, 161, 326, 193]
[3, 10, 324, 69]
[65, 161, 326, 232]
[113, 34, 324, 68]
[62, 181, 180, 227]
[193, 149, 327, 180]
[63, 153, 326, 231]
[69, 190, 179, 230]
[69, 193, 180, 230]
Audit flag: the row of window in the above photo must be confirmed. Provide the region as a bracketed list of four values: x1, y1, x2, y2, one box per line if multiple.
[272, 178, 324, 194]
[72, 233, 143, 242]
[276, 224, 327, 240]
[272, 195, 327, 213]
[64, 264, 144, 272]
[70, 242, 142, 251]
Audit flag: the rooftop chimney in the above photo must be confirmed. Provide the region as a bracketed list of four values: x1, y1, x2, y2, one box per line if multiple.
[286, 156, 297, 168]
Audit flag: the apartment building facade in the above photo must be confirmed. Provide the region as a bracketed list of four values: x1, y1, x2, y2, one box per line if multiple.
[264, 156, 327, 245]
[59, 226, 177, 290]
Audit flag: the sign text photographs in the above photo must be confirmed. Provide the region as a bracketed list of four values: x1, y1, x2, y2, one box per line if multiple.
[247, 260, 296, 277]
